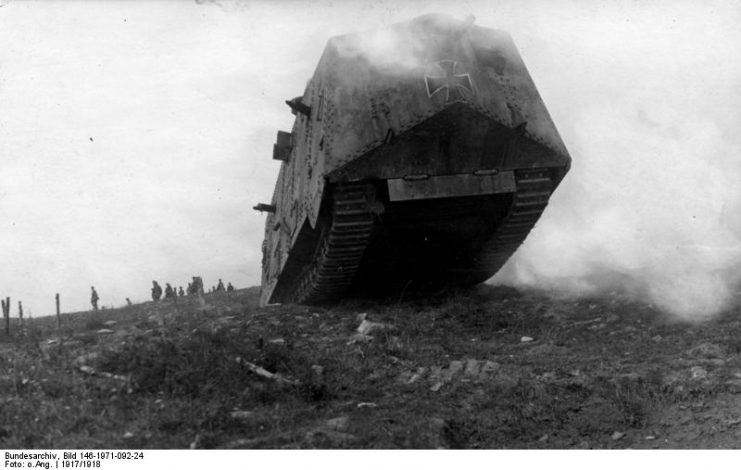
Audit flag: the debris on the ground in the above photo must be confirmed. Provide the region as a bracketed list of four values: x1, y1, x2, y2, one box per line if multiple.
[269, 338, 286, 345]
[325, 416, 350, 432]
[443, 361, 464, 382]
[611, 431, 625, 440]
[221, 437, 264, 449]
[229, 410, 254, 420]
[348, 333, 373, 344]
[520, 336, 534, 343]
[98, 371, 129, 382]
[356, 402, 377, 409]
[464, 359, 481, 377]
[73, 352, 100, 367]
[690, 366, 708, 380]
[357, 319, 394, 336]
[407, 367, 427, 384]
[104, 320, 117, 327]
[123, 431, 134, 439]
[686, 343, 725, 359]
[236, 357, 298, 385]
[479, 360, 500, 376]
[96, 328, 115, 335]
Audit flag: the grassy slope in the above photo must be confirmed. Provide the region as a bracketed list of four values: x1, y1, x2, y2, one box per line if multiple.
[1, 286, 741, 449]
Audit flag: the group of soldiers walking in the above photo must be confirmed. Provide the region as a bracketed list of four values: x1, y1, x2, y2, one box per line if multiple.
[88, 277, 237, 312]
[150, 277, 234, 302]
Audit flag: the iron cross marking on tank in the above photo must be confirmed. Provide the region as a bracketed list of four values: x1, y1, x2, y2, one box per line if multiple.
[425, 60, 473, 102]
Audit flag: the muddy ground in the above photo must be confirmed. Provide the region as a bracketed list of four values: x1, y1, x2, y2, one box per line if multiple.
[1, 285, 741, 449]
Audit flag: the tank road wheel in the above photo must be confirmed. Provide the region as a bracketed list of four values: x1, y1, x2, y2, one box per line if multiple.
[290, 183, 376, 304]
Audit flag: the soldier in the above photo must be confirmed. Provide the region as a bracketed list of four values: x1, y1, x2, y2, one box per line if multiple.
[217, 279, 225, 292]
[164, 283, 174, 299]
[227, 282, 234, 292]
[192, 276, 204, 296]
[90, 286, 99, 311]
[126, 298, 133, 306]
[178, 286, 185, 297]
[152, 281, 163, 301]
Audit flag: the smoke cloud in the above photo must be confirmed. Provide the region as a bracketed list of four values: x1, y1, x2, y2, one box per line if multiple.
[495, 18, 741, 320]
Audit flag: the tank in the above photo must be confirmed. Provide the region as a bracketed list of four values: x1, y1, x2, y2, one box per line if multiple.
[255, 14, 571, 306]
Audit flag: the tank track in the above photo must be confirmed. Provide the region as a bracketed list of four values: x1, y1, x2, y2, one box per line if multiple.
[291, 183, 375, 304]
[290, 170, 552, 303]
[466, 168, 554, 279]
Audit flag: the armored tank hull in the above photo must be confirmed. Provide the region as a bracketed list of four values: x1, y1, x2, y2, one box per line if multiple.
[256, 14, 571, 306]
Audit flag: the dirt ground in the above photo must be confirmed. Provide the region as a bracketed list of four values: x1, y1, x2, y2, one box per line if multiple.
[2, 285, 741, 449]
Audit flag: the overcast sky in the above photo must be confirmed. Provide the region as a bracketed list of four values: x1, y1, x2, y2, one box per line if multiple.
[0, 0, 739, 319]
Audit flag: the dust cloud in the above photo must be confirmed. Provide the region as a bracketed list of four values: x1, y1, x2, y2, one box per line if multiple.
[497, 83, 741, 321]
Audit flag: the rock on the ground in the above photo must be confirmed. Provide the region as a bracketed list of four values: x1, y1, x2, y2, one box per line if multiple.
[686, 343, 725, 359]
[73, 352, 100, 367]
[479, 360, 501, 377]
[348, 333, 373, 344]
[229, 410, 255, 420]
[464, 359, 481, 377]
[324, 416, 350, 432]
[357, 319, 394, 336]
[442, 361, 464, 382]
[690, 366, 708, 380]
[96, 328, 115, 335]
[407, 367, 427, 384]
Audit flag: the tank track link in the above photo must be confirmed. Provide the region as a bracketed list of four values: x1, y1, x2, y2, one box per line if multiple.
[466, 168, 554, 280]
[291, 183, 375, 304]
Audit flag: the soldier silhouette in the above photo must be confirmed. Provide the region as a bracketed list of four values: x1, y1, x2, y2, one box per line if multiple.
[164, 283, 173, 299]
[217, 279, 225, 292]
[126, 298, 133, 306]
[178, 286, 185, 297]
[227, 282, 234, 292]
[152, 281, 163, 301]
[90, 286, 99, 311]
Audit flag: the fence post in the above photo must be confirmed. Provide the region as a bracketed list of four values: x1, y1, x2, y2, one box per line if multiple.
[56, 293, 61, 329]
[18, 301, 23, 329]
[2, 297, 10, 336]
